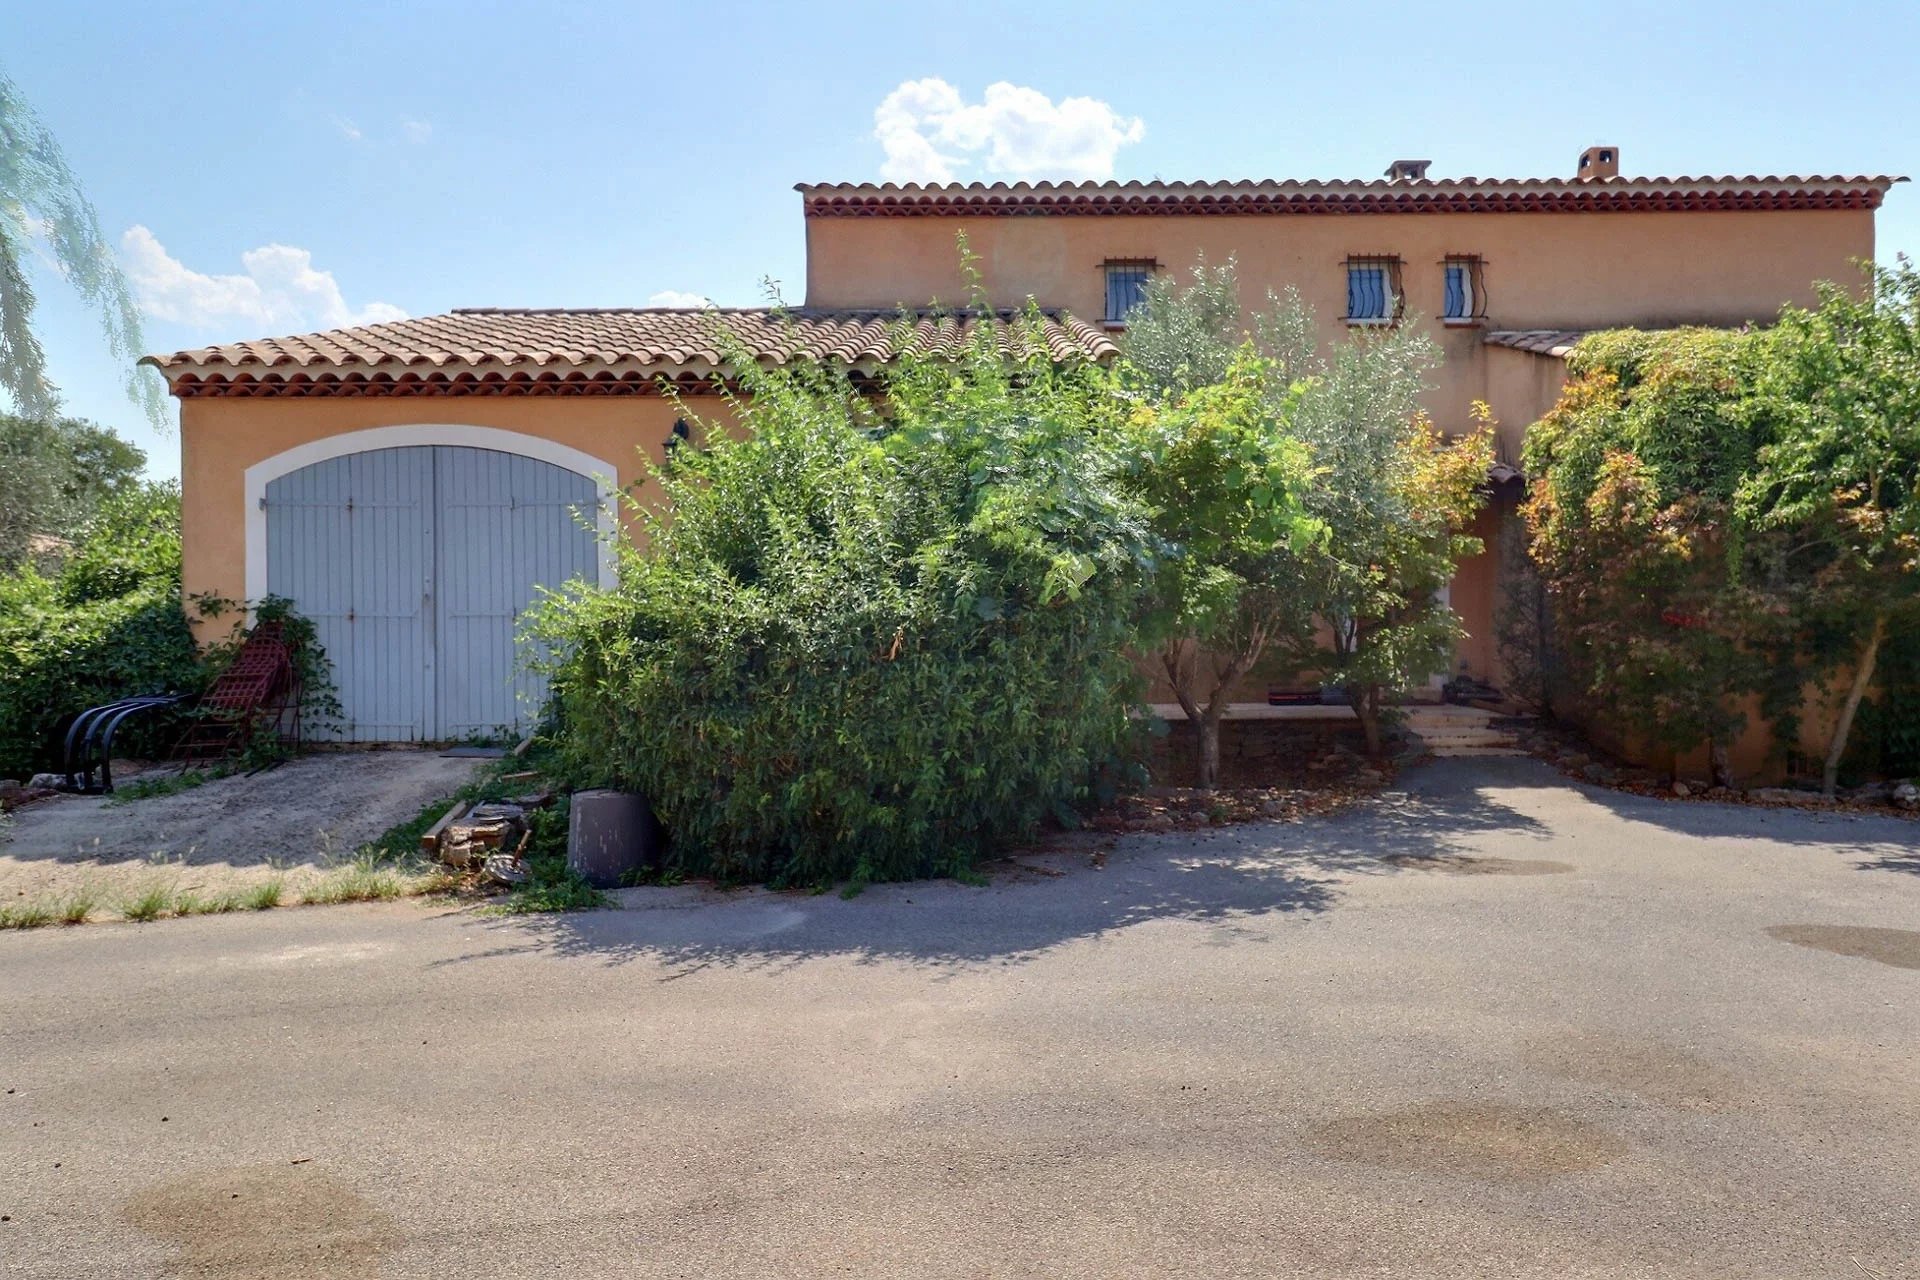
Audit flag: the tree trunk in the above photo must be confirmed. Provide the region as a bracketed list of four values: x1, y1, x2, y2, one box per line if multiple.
[1198, 703, 1224, 792]
[1163, 644, 1212, 791]
[1354, 686, 1385, 759]
[1709, 739, 1732, 791]
[1823, 614, 1885, 800]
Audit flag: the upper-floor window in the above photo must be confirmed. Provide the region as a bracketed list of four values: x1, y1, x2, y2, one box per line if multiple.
[1345, 257, 1402, 325]
[1103, 260, 1155, 325]
[1443, 256, 1486, 323]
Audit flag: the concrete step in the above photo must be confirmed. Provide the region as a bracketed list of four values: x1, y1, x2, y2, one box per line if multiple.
[1426, 746, 1531, 758]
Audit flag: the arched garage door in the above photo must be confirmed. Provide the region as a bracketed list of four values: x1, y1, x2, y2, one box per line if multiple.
[264, 445, 599, 741]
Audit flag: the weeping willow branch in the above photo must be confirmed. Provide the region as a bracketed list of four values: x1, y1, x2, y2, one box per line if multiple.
[0, 72, 164, 428]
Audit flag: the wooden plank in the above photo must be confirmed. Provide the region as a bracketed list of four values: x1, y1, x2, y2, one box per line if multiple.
[418, 800, 471, 856]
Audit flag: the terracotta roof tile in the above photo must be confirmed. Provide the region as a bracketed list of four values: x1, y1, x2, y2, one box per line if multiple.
[143, 307, 1119, 398]
[1484, 330, 1588, 359]
[798, 176, 1905, 217]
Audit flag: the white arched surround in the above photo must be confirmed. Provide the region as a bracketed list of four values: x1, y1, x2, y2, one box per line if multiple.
[242, 424, 620, 601]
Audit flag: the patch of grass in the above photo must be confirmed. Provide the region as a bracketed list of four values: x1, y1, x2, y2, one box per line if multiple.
[173, 890, 246, 916]
[486, 854, 608, 915]
[121, 883, 173, 923]
[358, 796, 457, 863]
[107, 768, 220, 806]
[0, 900, 56, 929]
[301, 851, 455, 907]
[59, 888, 99, 925]
[302, 863, 409, 906]
[244, 878, 284, 911]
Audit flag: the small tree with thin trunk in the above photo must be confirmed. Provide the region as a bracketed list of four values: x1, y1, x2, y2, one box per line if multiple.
[1744, 260, 1920, 797]
[1121, 261, 1490, 766]
[1122, 347, 1320, 789]
[1315, 405, 1492, 757]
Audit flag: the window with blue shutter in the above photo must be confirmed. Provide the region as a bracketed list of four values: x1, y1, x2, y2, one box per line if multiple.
[1103, 262, 1154, 323]
[1344, 258, 1401, 323]
[1443, 256, 1483, 322]
[1444, 263, 1470, 319]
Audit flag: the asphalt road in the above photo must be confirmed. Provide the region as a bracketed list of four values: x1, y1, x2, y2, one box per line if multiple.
[4, 757, 1916, 1278]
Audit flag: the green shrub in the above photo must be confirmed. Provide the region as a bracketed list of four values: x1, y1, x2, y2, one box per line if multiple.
[0, 573, 201, 776]
[530, 310, 1151, 887]
[0, 481, 202, 775]
[0, 478, 337, 777]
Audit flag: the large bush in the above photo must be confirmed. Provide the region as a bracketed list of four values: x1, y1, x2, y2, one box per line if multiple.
[531, 314, 1152, 887]
[1522, 264, 1920, 793]
[0, 483, 202, 775]
[1521, 328, 1777, 781]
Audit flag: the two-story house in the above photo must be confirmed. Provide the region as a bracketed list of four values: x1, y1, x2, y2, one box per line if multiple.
[147, 150, 1899, 742]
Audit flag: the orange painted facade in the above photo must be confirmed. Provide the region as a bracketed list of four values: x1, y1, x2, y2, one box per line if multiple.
[158, 161, 1898, 770]
[805, 206, 1869, 453]
[175, 396, 694, 631]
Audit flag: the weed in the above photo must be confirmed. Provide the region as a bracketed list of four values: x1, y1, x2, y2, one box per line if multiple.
[950, 868, 990, 888]
[59, 888, 99, 925]
[245, 878, 284, 911]
[182, 891, 244, 915]
[108, 768, 217, 806]
[122, 884, 173, 923]
[487, 855, 607, 915]
[302, 863, 408, 906]
[0, 900, 55, 929]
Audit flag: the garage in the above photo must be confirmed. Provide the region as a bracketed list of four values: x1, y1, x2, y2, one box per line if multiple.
[263, 444, 600, 741]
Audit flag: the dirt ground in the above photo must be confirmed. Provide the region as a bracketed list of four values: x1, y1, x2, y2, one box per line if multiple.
[0, 750, 482, 904]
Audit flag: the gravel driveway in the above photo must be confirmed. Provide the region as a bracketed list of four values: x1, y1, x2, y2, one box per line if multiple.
[0, 750, 482, 902]
[3, 756, 1916, 1277]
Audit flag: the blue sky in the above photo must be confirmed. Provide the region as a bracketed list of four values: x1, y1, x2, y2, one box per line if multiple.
[4, 0, 1915, 480]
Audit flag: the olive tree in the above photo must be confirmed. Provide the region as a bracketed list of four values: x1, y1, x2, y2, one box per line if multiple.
[1121, 262, 1491, 759]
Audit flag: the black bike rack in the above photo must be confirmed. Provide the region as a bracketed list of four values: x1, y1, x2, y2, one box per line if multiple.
[58, 694, 192, 794]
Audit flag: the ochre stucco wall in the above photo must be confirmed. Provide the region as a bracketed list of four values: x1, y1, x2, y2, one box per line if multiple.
[804, 206, 1872, 438]
[806, 208, 1872, 327]
[176, 395, 713, 634]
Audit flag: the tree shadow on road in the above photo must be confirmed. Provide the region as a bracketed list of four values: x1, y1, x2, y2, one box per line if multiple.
[434, 771, 1554, 977]
[1404, 754, 1919, 867]
[1851, 847, 1920, 876]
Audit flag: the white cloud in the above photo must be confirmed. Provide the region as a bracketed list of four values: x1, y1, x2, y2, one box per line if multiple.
[646, 289, 710, 308]
[873, 79, 1144, 183]
[120, 225, 407, 331]
[401, 119, 433, 144]
[334, 116, 363, 142]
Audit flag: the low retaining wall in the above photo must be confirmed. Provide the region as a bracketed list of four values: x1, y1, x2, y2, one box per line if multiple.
[1148, 713, 1373, 789]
